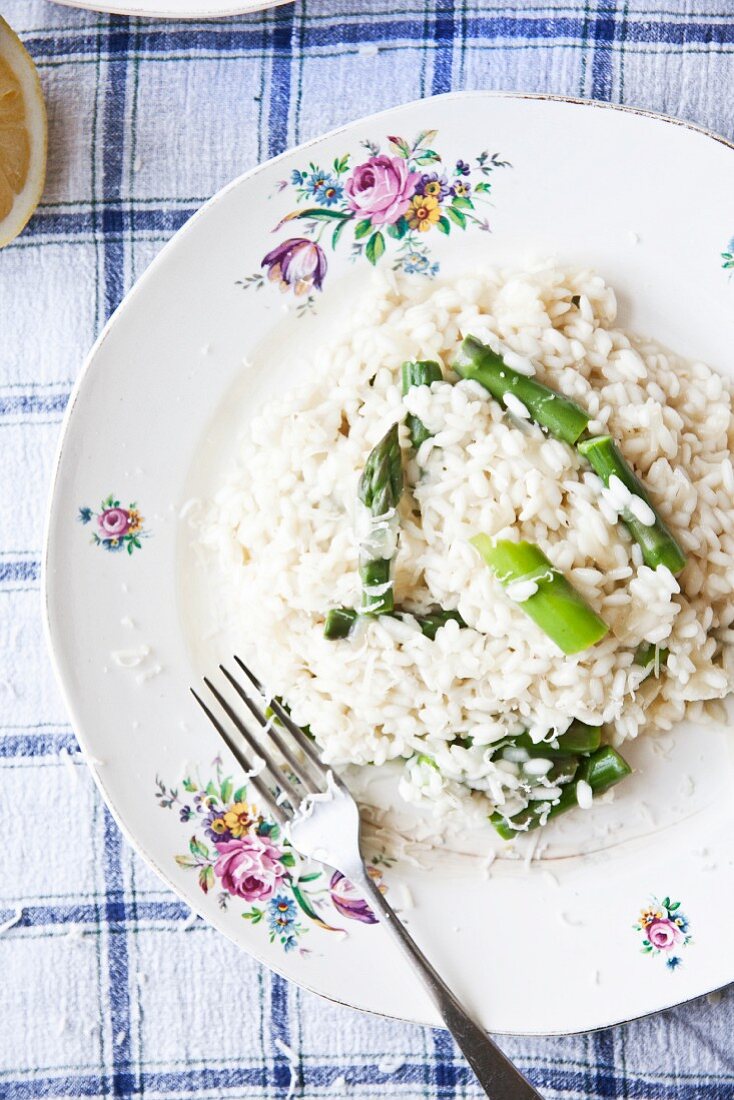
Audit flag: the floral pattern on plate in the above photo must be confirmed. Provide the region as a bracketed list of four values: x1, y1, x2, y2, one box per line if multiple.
[156, 757, 382, 953]
[78, 495, 148, 554]
[722, 236, 734, 272]
[237, 129, 511, 314]
[634, 895, 692, 969]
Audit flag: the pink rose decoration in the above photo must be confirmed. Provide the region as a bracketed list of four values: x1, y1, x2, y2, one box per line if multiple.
[646, 918, 683, 951]
[98, 507, 131, 538]
[345, 155, 420, 226]
[214, 835, 286, 902]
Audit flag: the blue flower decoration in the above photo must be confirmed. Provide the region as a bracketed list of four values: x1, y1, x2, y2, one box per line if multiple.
[305, 172, 343, 207]
[403, 252, 430, 275]
[78, 507, 93, 524]
[291, 169, 305, 185]
[403, 252, 439, 278]
[268, 894, 297, 935]
[455, 159, 471, 177]
[666, 956, 682, 970]
[179, 805, 193, 823]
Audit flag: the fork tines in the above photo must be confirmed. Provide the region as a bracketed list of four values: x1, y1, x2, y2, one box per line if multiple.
[191, 657, 332, 826]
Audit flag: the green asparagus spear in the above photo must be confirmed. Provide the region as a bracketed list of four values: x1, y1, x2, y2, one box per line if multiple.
[324, 607, 359, 639]
[502, 721, 602, 760]
[405, 608, 466, 640]
[401, 360, 443, 449]
[471, 536, 609, 655]
[577, 435, 687, 574]
[454, 335, 591, 445]
[357, 423, 403, 614]
[635, 642, 669, 674]
[323, 605, 465, 640]
[491, 745, 631, 838]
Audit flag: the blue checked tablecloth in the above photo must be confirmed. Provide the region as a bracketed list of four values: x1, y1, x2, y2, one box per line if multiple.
[2, 1, 734, 1097]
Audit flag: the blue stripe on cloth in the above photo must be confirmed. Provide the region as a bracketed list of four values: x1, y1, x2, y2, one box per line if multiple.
[0, 560, 40, 582]
[268, 6, 296, 157]
[0, 731, 76, 757]
[21, 207, 196, 240]
[590, 0, 618, 101]
[0, 899, 189, 928]
[270, 973, 295, 1092]
[432, 1027, 460, 1094]
[102, 810, 134, 1098]
[102, 19, 132, 322]
[20, 17, 734, 58]
[431, 0, 457, 94]
[3, 1062, 733, 1099]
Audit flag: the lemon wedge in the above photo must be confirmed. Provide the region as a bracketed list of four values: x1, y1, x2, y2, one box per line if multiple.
[0, 17, 47, 248]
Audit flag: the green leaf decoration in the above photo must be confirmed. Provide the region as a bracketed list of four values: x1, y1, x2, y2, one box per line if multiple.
[332, 218, 349, 249]
[126, 540, 134, 555]
[332, 154, 350, 175]
[474, 181, 492, 194]
[183, 777, 197, 793]
[205, 781, 218, 800]
[278, 207, 352, 227]
[199, 864, 215, 893]
[243, 907, 263, 924]
[662, 897, 671, 909]
[297, 871, 322, 884]
[414, 128, 438, 149]
[365, 231, 385, 265]
[280, 851, 296, 868]
[220, 777, 233, 805]
[414, 150, 440, 166]
[386, 216, 409, 239]
[233, 785, 247, 803]
[446, 206, 466, 228]
[354, 219, 373, 240]
[189, 835, 210, 860]
[291, 881, 322, 922]
[387, 134, 411, 158]
[669, 901, 680, 911]
[452, 195, 473, 211]
[436, 216, 451, 235]
[175, 855, 197, 869]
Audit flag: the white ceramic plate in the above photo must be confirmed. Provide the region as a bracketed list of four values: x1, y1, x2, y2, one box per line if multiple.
[54, 0, 289, 20]
[44, 93, 734, 1035]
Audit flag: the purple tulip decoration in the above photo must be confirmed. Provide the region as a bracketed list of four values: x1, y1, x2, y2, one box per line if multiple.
[262, 237, 327, 296]
[329, 870, 379, 924]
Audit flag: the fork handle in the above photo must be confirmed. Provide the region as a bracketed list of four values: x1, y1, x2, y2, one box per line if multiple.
[355, 870, 544, 1099]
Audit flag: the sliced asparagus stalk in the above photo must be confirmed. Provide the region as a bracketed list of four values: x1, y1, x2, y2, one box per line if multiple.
[501, 721, 602, 760]
[401, 359, 443, 449]
[577, 435, 687, 574]
[404, 607, 466, 640]
[454, 335, 590, 445]
[491, 745, 631, 838]
[357, 423, 403, 615]
[471, 536, 609, 655]
[324, 607, 359, 639]
[635, 642, 669, 675]
[323, 605, 466, 641]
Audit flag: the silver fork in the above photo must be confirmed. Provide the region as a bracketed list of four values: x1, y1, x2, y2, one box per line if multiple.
[192, 656, 544, 1100]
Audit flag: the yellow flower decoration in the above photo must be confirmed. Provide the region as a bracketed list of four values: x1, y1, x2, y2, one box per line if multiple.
[127, 509, 143, 535]
[408, 194, 441, 233]
[223, 801, 254, 837]
[422, 180, 442, 198]
[209, 816, 228, 835]
[453, 181, 470, 197]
